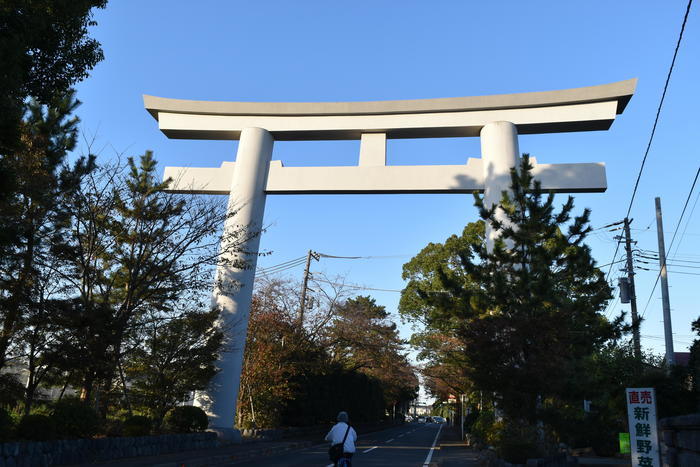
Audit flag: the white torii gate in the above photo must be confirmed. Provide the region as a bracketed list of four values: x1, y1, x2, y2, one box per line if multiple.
[144, 79, 636, 440]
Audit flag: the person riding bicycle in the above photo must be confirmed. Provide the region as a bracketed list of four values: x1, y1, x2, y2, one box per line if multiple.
[325, 411, 357, 466]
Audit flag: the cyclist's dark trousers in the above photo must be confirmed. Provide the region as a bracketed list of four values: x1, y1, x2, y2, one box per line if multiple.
[335, 453, 353, 466]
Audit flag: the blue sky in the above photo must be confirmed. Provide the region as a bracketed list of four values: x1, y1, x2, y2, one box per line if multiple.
[74, 1, 699, 366]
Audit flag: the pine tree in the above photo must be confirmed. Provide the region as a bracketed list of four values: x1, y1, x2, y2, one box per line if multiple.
[53, 151, 244, 405]
[0, 91, 94, 374]
[401, 155, 623, 423]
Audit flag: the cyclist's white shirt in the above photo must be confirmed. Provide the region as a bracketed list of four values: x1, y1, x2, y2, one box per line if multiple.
[325, 422, 357, 453]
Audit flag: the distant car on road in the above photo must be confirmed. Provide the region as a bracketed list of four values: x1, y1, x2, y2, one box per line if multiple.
[417, 416, 426, 424]
[432, 416, 446, 424]
[405, 415, 413, 422]
[426, 416, 434, 423]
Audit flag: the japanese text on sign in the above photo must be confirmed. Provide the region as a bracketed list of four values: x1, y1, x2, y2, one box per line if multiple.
[626, 388, 660, 467]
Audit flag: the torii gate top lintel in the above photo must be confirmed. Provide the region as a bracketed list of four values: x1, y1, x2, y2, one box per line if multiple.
[144, 78, 636, 140]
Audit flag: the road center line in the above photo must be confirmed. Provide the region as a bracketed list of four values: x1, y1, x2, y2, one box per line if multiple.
[363, 446, 378, 453]
[422, 424, 443, 466]
[386, 438, 394, 443]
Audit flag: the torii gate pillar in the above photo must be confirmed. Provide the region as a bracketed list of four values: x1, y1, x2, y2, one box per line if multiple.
[199, 127, 273, 440]
[481, 121, 520, 252]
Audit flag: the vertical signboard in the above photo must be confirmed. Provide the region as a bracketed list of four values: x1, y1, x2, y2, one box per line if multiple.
[626, 388, 660, 467]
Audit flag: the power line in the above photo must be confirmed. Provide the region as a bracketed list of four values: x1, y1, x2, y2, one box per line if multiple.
[639, 268, 700, 277]
[599, 258, 626, 268]
[318, 253, 410, 260]
[312, 277, 403, 293]
[605, 0, 693, 280]
[671, 189, 700, 258]
[256, 256, 307, 276]
[257, 258, 306, 274]
[624, 0, 693, 218]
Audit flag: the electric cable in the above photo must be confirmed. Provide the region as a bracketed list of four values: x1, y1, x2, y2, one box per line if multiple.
[605, 0, 694, 281]
[312, 277, 403, 293]
[671, 189, 700, 258]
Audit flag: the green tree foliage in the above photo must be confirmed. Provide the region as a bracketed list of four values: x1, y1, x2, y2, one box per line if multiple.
[0, 1, 106, 293]
[0, 0, 106, 154]
[125, 308, 223, 424]
[0, 408, 13, 441]
[50, 398, 100, 439]
[0, 91, 94, 380]
[163, 406, 208, 433]
[121, 415, 152, 437]
[49, 151, 235, 407]
[688, 316, 700, 407]
[282, 366, 385, 426]
[16, 413, 56, 441]
[400, 155, 623, 428]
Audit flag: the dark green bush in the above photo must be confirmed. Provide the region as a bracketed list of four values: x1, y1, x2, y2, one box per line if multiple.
[463, 408, 480, 433]
[16, 414, 56, 440]
[469, 410, 495, 446]
[163, 406, 208, 433]
[0, 374, 24, 407]
[0, 408, 14, 441]
[491, 419, 542, 464]
[50, 398, 100, 439]
[103, 418, 124, 437]
[123, 415, 152, 437]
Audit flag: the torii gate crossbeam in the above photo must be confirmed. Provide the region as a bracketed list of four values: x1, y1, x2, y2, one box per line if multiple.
[144, 79, 636, 441]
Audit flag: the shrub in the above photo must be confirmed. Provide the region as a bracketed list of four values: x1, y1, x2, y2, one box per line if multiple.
[163, 406, 208, 433]
[50, 398, 100, 439]
[491, 419, 541, 464]
[463, 408, 480, 433]
[103, 418, 124, 437]
[470, 410, 495, 447]
[0, 374, 24, 407]
[16, 414, 56, 441]
[123, 415, 152, 437]
[0, 408, 14, 441]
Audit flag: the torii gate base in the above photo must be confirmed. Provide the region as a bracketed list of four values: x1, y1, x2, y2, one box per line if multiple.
[144, 79, 636, 440]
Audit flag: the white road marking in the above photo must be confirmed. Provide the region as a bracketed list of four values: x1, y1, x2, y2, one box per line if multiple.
[326, 464, 334, 467]
[398, 433, 404, 437]
[422, 423, 443, 466]
[387, 438, 394, 443]
[363, 446, 378, 453]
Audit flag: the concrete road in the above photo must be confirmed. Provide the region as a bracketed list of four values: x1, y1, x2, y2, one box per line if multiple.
[225, 422, 444, 466]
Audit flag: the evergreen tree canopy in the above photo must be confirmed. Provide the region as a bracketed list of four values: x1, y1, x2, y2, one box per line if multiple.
[400, 155, 624, 422]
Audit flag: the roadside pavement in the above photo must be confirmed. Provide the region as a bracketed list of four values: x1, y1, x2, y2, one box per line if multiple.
[432, 425, 479, 466]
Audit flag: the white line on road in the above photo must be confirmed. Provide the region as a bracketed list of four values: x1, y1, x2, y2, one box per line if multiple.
[422, 423, 443, 466]
[363, 446, 378, 453]
[387, 438, 394, 443]
[398, 434, 404, 437]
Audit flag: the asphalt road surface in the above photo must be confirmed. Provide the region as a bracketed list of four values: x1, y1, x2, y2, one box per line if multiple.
[227, 422, 444, 466]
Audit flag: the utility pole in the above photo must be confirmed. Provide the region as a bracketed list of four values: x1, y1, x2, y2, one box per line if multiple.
[299, 250, 320, 324]
[655, 197, 675, 366]
[623, 218, 642, 359]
